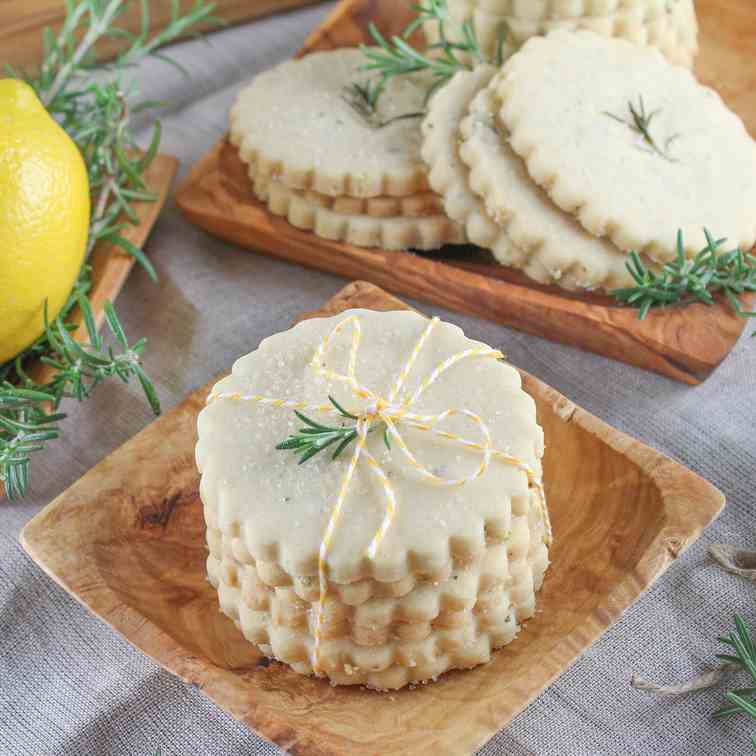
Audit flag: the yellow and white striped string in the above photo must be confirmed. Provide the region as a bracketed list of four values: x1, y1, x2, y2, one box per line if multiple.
[207, 315, 552, 674]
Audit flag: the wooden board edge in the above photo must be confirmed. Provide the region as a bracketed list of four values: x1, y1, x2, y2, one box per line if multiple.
[27, 152, 179, 386]
[299, 0, 363, 53]
[174, 139, 751, 385]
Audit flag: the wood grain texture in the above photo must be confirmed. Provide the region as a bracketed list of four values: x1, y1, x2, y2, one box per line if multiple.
[0, 0, 325, 71]
[178, 139, 751, 385]
[21, 281, 725, 756]
[26, 153, 179, 385]
[175, 0, 756, 385]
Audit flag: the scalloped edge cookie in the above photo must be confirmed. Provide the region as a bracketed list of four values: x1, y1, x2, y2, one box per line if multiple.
[496, 30, 756, 261]
[208, 490, 549, 689]
[422, 65, 527, 268]
[229, 48, 431, 198]
[198, 310, 546, 585]
[249, 171, 445, 219]
[254, 177, 465, 250]
[457, 79, 653, 290]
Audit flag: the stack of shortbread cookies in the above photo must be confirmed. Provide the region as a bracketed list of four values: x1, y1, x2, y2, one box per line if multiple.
[229, 17, 756, 293]
[423, 31, 756, 291]
[422, 0, 699, 69]
[198, 310, 551, 689]
[230, 49, 465, 251]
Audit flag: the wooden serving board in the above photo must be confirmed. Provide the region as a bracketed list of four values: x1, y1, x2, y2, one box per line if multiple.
[0, 0, 325, 71]
[27, 153, 179, 385]
[21, 281, 724, 756]
[176, 0, 756, 385]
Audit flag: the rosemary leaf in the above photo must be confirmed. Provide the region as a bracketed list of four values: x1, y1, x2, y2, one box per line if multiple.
[612, 230, 756, 324]
[604, 96, 679, 162]
[354, 0, 508, 111]
[276, 397, 390, 464]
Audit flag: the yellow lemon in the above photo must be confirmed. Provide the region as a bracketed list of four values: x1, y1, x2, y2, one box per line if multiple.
[0, 79, 90, 364]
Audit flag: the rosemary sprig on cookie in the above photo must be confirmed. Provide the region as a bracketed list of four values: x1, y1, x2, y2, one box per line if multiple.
[276, 397, 390, 464]
[342, 82, 424, 129]
[604, 96, 680, 162]
[613, 230, 756, 322]
[358, 0, 508, 107]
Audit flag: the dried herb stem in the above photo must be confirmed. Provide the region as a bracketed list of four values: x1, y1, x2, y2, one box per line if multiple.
[604, 95, 679, 162]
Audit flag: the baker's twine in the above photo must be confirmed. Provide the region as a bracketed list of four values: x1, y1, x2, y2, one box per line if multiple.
[207, 315, 552, 674]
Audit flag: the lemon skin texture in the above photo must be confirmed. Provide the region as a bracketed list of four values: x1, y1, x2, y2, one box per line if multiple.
[0, 79, 90, 364]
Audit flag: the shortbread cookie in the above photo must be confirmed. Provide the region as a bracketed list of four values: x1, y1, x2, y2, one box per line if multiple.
[497, 32, 756, 262]
[422, 66, 525, 268]
[197, 309, 550, 686]
[251, 171, 444, 219]
[458, 82, 648, 290]
[425, 0, 697, 67]
[230, 49, 430, 198]
[257, 178, 464, 250]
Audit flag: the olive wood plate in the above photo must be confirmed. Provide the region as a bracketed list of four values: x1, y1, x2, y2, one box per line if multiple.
[175, 0, 756, 386]
[21, 280, 724, 755]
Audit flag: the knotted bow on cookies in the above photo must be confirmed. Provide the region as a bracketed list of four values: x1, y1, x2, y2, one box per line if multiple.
[208, 315, 552, 673]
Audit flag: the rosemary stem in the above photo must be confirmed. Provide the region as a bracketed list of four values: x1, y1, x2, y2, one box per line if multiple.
[43, 1, 123, 107]
[86, 91, 129, 256]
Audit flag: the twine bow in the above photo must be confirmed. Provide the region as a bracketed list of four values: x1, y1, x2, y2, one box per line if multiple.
[208, 315, 551, 673]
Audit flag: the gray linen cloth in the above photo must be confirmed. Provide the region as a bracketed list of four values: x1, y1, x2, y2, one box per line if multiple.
[1, 6, 755, 754]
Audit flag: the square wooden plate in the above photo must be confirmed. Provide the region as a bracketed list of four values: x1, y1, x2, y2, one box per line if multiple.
[175, 0, 756, 386]
[21, 281, 724, 755]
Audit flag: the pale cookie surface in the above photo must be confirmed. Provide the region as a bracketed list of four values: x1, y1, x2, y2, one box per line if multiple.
[422, 66, 525, 268]
[197, 310, 545, 585]
[257, 178, 465, 250]
[251, 171, 444, 219]
[459, 82, 648, 291]
[230, 49, 430, 198]
[497, 31, 756, 261]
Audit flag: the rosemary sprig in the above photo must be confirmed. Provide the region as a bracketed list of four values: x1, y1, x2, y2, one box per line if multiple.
[276, 397, 390, 464]
[341, 82, 424, 129]
[713, 615, 756, 748]
[358, 0, 507, 108]
[1, 298, 159, 499]
[604, 96, 680, 162]
[612, 230, 756, 322]
[1, 0, 217, 499]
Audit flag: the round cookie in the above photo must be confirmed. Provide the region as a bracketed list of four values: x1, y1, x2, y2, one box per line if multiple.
[458, 80, 651, 291]
[496, 31, 756, 262]
[256, 177, 465, 250]
[422, 65, 526, 268]
[197, 309, 550, 687]
[230, 48, 430, 198]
